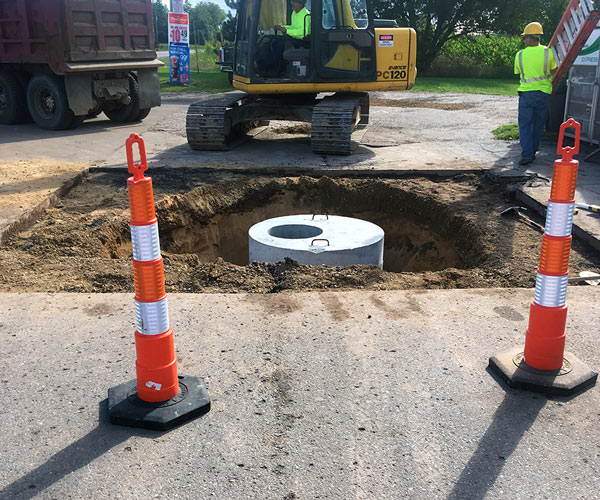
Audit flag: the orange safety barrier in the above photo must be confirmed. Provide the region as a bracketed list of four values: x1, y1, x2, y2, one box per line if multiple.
[108, 134, 210, 430]
[523, 119, 581, 370]
[489, 119, 597, 396]
[126, 134, 179, 402]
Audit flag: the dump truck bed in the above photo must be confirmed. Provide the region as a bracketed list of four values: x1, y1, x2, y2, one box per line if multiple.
[0, 0, 157, 73]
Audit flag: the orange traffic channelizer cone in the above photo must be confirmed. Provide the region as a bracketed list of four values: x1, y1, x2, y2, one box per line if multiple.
[108, 133, 210, 431]
[489, 119, 597, 397]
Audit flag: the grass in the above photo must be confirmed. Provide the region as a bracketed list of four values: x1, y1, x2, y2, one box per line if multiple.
[412, 77, 518, 96]
[158, 44, 233, 93]
[493, 123, 519, 140]
[159, 67, 231, 93]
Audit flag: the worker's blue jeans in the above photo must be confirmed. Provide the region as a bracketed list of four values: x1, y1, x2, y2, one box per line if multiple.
[518, 90, 550, 161]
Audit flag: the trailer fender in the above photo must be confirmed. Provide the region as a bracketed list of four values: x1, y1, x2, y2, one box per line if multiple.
[137, 68, 161, 109]
[64, 73, 93, 116]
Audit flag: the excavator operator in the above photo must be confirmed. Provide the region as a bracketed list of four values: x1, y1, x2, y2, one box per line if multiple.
[257, 0, 311, 77]
[274, 0, 311, 40]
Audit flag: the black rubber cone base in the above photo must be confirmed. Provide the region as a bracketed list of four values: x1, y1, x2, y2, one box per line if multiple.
[108, 375, 210, 431]
[489, 347, 597, 397]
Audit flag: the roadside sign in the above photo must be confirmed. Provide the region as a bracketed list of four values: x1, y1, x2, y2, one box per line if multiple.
[169, 42, 190, 85]
[168, 13, 189, 45]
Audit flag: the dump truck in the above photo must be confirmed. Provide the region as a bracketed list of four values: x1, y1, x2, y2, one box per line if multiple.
[0, 0, 162, 130]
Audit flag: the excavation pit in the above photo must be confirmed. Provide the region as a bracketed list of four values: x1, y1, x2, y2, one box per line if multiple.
[154, 176, 481, 274]
[1, 171, 599, 294]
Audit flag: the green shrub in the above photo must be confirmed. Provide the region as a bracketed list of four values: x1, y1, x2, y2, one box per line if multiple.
[427, 35, 522, 79]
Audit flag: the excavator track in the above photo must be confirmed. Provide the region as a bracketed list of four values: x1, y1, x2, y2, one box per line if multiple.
[311, 93, 369, 156]
[186, 91, 257, 151]
[186, 91, 369, 155]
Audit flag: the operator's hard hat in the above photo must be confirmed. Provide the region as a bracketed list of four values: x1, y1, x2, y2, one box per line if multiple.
[521, 22, 543, 36]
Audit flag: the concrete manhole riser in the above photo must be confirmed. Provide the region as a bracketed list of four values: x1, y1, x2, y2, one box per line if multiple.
[249, 215, 384, 267]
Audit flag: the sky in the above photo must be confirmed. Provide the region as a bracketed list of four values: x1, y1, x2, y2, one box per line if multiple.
[161, 0, 233, 14]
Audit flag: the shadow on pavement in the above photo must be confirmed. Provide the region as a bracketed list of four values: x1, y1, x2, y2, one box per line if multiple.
[0, 399, 163, 500]
[0, 118, 142, 145]
[447, 389, 547, 500]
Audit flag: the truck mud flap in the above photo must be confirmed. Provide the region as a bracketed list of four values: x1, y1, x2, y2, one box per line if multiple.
[137, 68, 161, 109]
[64, 74, 93, 116]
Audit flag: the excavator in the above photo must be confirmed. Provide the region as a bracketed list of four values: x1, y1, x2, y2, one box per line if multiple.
[186, 0, 416, 155]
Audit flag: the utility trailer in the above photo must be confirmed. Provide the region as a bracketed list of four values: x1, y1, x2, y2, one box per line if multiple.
[0, 0, 162, 130]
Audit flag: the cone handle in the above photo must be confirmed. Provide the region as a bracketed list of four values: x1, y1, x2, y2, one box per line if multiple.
[557, 119, 581, 161]
[126, 134, 148, 181]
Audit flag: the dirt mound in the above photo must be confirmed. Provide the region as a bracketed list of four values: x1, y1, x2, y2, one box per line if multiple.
[0, 172, 598, 293]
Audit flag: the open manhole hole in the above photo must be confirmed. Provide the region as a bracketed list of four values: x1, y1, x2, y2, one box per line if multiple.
[153, 176, 483, 273]
[2, 173, 599, 293]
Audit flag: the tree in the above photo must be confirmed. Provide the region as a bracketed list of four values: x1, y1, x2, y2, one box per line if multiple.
[187, 1, 227, 44]
[222, 0, 239, 43]
[151, 0, 169, 44]
[371, 0, 570, 73]
[492, 0, 569, 38]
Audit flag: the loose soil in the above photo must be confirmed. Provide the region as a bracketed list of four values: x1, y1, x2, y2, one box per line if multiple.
[0, 160, 87, 209]
[272, 124, 312, 135]
[0, 171, 598, 293]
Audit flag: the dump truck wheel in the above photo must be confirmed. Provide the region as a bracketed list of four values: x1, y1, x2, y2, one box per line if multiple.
[26, 74, 77, 130]
[136, 108, 151, 121]
[104, 74, 141, 123]
[0, 71, 27, 125]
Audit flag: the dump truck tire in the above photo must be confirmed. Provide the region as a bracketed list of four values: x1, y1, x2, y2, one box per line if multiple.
[136, 108, 151, 121]
[26, 74, 78, 130]
[0, 71, 28, 125]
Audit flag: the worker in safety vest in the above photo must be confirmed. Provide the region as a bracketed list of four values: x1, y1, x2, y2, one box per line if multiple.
[274, 0, 311, 40]
[258, 0, 311, 76]
[514, 22, 558, 166]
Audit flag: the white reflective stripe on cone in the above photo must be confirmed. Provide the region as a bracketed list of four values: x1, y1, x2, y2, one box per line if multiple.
[534, 273, 568, 308]
[131, 223, 161, 262]
[545, 202, 575, 237]
[135, 298, 170, 336]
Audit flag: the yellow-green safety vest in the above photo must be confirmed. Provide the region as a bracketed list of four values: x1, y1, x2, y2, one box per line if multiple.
[514, 45, 557, 94]
[285, 7, 311, 39]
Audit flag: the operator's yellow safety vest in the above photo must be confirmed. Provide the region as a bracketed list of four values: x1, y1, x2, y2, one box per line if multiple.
[285, 7, 311, 39]
[514, 45, 557, 94]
